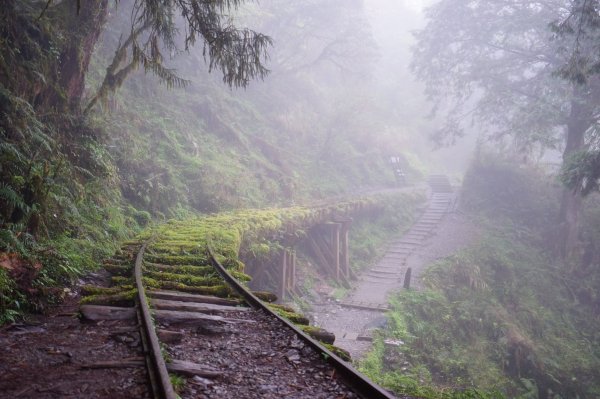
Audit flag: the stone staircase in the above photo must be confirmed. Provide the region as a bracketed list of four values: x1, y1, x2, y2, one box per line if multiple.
[339, 190, 454, 310]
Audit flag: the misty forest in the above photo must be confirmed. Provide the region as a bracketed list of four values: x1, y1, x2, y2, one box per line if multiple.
[1, 0, 600, 398]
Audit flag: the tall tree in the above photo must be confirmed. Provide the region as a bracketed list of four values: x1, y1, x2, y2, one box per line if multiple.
[0, 0, 271, 239]
[37, 0, 272, 113]
[244, 0, 379, 154]
[555, 0, 600, 198]
[38, 0, 109, 111]
[411, 0, 600, 258]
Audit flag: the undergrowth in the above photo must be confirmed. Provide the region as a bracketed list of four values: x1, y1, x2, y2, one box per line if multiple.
[359, 156, 600, 398]
[349, 193, 421, 273]
[0, 1, 423, 325]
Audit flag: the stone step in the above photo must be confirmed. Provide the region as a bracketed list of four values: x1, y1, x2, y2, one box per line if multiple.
[366, 271, 401, 277]
[339, 301, 390, 312]
[360, 279, 398, 285]
[402, 235, 426, 242]
[422, 212, 445, 216]
[414, 220, 437, 226]
[370, 267, 401, 274]
[395, 240, 422, 246]
[377, 262, 405, 269]
[380, 257, 407, 263]
[385, 248, 413, 254]
[411, 228, 432, 238]
[365, 274, 402, 281]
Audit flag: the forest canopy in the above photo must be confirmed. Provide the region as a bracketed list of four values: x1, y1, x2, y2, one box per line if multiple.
[411, 0, 600, 257]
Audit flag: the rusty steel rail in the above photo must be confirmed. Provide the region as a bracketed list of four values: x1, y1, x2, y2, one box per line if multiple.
[134, 243, 177, 399]
[207, 245, 397, 399]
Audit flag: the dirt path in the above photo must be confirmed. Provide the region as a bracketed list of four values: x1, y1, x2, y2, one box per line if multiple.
[308, 190, 478, 360]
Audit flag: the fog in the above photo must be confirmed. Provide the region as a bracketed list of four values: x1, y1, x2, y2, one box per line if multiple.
[2, 1, 599, 397]
[364, 0, 477, 177]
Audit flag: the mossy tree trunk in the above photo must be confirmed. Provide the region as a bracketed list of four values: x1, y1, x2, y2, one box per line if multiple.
[39, 0, 108, 112]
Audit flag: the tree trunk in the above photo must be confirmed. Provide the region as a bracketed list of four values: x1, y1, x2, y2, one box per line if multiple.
[38, 0, 108, 112]
[558, 86, 588, 259]
[558, 187, 582, 259]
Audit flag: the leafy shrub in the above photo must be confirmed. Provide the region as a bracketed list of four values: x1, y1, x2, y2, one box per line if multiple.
[360, 158, 600, 398]
[0, 268, 25, 324]
[461, 154, 560, 233]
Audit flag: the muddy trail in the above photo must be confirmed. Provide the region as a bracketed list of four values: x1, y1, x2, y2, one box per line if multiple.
[308, 176, 478, 360]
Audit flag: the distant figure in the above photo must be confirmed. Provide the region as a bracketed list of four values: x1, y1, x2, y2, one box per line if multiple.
[403, 267, 412, 289]
[389, 156, 406, 186]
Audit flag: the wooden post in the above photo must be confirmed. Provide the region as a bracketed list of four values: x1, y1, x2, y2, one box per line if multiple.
[340, 221, 350, 279]
[285, 249, 294, 294]
[280, 249, 287, 300]
[331, 223, 340, 280]
[290, 250, 296, 292]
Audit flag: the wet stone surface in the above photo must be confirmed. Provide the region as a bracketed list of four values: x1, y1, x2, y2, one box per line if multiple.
[0, 298, 150, 399]
[308, 206, 477, 361]
[164, 308, 363, 399]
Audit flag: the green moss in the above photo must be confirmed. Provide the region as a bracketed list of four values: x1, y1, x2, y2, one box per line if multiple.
[80, 289, 137, 306]
[268, 303, 297, 313]
[230, 270, 252, 282]
[323, 344, 351, 362]
[251, 291, 277, 302]
[268, 304, 309, 325]
[80, 285, 132, 296]
[145, 271, 222, 287]
[144, 263, 215, 276]
[144, 277, 234, 298]
[103, 259, 130, 267]
[221, 258, 245, 272]
[169, 374, 186, 393]
[111, 276, 133, 285]
[144, 253, 208, 266]
[104, 264, 133, 276]
[300, 325, 335, 344]
[358, 160, 600, 399]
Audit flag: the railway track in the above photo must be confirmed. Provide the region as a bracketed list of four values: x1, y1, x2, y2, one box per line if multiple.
[79, 226, 402, 398]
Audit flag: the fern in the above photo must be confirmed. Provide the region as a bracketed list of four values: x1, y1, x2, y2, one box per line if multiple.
[27, 125, 54, 153]
[0, 228, 25, 253]
[0, 142, 25, 163]
[0, 184, 29, 214]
